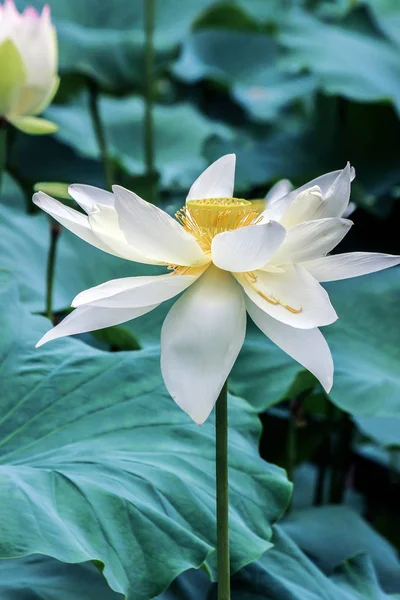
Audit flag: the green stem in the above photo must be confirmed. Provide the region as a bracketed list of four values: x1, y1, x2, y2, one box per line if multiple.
[0, 119, 8, 193]
[329, 411, 353, 504]
[87, 79, 114, 190]
[286, 398, 297, 484]
[46, 219, 61, 322]
[314, 399, 334, 506]
[144, 0, 156, 203]
[216, 381, 230, 600]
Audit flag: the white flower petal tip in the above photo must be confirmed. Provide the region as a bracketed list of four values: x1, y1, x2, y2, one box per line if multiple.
[68, 184, 114, 212]
[161, 266, 246, 425]
[35, 303, 159, 348]
[265, 179, 293, 204]
[303, 252, 400, 282]
[186, 154, 236, 202]
[246, 297, 334, 393]
[211, 220, 286, 272]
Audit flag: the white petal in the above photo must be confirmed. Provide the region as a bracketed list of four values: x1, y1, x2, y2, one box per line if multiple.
[270, 218, 353, 265]
[36, 304, 157, 348]
[316, 163, 353, 219]
[68, 184, 115, 213]
[161, 266, 246, 424]
[33, 191, 154, 264]
[302, 252, 400, 282]
[246, 297, 333, 392]
[72, 272, 201, 308]
[186, 154, 236, 201]
[211, 221, 286, 273]
[236, 264, 337, 329]
[113, 185, 208, 267]
[88, 204, 160, 265]
[265, 179, 293, 204]
[33, 192, 115, 255]
[294, 165, 355, 196]
[278, 186, 324, 229]
[259, 165, 355, 225]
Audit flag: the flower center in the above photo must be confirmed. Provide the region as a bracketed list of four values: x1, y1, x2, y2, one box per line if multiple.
[176, 197, 259, 254]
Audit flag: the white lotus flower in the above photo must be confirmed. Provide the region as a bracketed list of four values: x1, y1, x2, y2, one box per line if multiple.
[33, 155, 400, 424]
[0, 0, 58, 134]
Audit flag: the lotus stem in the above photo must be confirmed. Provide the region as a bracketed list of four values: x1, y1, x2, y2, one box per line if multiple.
[216, 380, 230, 600]
[87, 78, 114, 191]
[46, 218, 61, 322]
[0, 118, 8, 193]
[144, 0, 156, 203]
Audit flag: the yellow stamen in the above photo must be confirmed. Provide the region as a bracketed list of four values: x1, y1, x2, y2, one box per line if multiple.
[176, 197, 259, 254]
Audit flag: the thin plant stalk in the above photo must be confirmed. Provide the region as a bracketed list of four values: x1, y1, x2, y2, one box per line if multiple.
[216, 381, 230, 600]
[87, 78, 114, 191]
[329, 411, 353, 504]
[314, 397, 334, 506]
[0, 118, 8, 193]
[144, 0, 156, 203]
[46, 219, 61, 322]
[286, 398, 297, 484]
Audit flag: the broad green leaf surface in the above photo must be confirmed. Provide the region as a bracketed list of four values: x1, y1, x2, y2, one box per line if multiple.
[0, 273, 291, 599]
[15, 0, 215, 91]
[282, 506, 400, 593]
[226, 528, 400, 600]
[278, 11, 400, 115]
[353, 416, 400, 448]
[365, 0, 400, 48]
[159, 525, 400, 599]
[0, 556, 121, 600]
[45, 95, 232, 189]
[173, 30, 316, 122]
[325, 269, 400, 417]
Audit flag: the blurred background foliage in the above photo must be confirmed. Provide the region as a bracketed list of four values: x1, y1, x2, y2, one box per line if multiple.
[1, 0, 400, 598]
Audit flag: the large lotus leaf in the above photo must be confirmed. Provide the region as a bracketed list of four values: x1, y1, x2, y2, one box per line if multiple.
[159, 525, 400, 599]
[0, 273, 291, 599]
[324, 269, 400, 418]
[15, 0, 215, 91]
[225, 527, 400, 600]
[278, 10, 400, 115]
[172, 29, 316, 122]
[365, 0, 400, 48]
[45, 95, 231, 189]
[354, 416, 400, 448]
[282, 505, 400, 593]
[0, 556, 121, 600]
